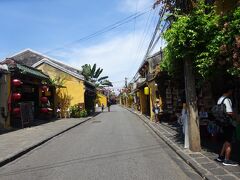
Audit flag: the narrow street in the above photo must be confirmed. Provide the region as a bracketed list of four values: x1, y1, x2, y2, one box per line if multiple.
[0, 105, 201, 180]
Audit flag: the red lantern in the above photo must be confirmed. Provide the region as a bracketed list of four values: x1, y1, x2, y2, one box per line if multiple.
[40, 108, 48, 113]
[40, 97, 48, 103]
[12, 107, 20, 114]
[42, 85, 48, 92]
[12, 79, 23, 86]
[12, 93, 21, 101]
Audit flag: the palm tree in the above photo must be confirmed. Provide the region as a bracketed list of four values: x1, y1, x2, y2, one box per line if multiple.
[81, 64, 113, 87]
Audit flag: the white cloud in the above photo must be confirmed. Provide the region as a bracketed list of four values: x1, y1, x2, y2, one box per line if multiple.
[51, 32, 152, 88]
[118, 0, 154, 13]
[48, 1, 163, 90]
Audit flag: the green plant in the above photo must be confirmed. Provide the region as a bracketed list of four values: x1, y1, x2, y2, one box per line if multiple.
[162, 1, 240, 78]
[79, 109, 88, 117]
[162, 1, 220, 78]
[69, 105, 88, 118]
[81, 63, 113, 87]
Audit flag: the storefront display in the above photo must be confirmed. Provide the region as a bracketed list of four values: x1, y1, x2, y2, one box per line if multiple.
[4, 60, 55, 128]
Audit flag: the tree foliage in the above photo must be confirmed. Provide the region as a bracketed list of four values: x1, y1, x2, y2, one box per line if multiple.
[161, 1, 240, 79]
[81, 63, 113, 87]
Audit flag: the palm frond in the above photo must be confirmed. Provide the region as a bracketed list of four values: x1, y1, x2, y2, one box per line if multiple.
[98, 76, 108, 81]
[91, 63, 96, 77]
[94, 68, 103, 78]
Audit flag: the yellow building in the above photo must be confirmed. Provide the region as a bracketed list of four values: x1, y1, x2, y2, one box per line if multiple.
[96, 92, 107, 107]
[8, 49, 96, 115]
[33, 59, 96, 114]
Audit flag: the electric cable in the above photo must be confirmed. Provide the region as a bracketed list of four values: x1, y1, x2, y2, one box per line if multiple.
[127, 7, 157, 81]
[131, 3, 167, 82]
[45, 6, 152, 55]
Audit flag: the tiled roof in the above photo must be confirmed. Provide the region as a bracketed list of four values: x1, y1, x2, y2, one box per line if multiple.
[9, 49, 82, 75]
[10, 63, 49, 79]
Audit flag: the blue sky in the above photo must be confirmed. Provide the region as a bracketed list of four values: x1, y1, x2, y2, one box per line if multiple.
[0, 0, 162, 90]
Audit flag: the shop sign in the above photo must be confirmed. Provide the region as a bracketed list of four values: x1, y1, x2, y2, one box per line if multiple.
[20, 102, 34, 128]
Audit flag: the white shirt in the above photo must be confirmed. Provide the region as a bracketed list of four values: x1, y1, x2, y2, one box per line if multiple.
[217, 96, 233, 113]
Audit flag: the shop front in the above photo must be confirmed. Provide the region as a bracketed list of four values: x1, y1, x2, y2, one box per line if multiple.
[196, 73, 240, 161]
[154, 71, 185, 123]
[4, 60, 55, 128]
[137, 82, 151, 117]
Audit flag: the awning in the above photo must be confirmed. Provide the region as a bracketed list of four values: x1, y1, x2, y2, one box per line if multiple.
[16, 64, 49, 79]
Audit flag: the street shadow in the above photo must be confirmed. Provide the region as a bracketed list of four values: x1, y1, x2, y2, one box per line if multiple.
[0, 144, 161, 177]
[0, 112, 101, 136]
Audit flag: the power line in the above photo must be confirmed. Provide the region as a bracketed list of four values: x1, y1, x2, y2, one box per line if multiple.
[143, 5, 167, 61]
[148, 20, 169, 55]
[45, 7, 152, 55]
[135, 8, 157, 62]
[131, 3, 167, 82]
[126, 7, 156, 77]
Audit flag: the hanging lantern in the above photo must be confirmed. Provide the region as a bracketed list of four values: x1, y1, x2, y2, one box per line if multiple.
[40, 97, 48, 103]
[144, 87, 149, 95]
[12, 79, 23, 86]
[12, 107, 20, 114]
[42, 85, 49, 92]
[12, 93, 21, 101]
[40, 108, 48, 113]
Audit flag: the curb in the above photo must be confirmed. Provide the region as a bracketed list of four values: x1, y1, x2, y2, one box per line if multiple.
[124, 107, 220, 180]
[0, 113, 99, 168]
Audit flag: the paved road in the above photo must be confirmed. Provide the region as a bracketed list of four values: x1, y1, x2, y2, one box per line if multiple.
[0, 105, 202, 180]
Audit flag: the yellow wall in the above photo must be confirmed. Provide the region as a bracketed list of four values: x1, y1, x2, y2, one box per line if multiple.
[139, 89, 147, 114]
[96, 93, 107, 107]
[36, 64, 85, 109]
[0, 74, 11, 128]
[148, 81, 157, 121]
[127, 95, 133, 108]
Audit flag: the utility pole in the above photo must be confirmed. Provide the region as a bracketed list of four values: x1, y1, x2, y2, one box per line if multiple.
[125, 77, 128, 88]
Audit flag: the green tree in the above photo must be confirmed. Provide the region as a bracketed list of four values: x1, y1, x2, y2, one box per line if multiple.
[159, 0, 240, 152]
[162, 1, 220, 78]
[81, 64, 113, 87]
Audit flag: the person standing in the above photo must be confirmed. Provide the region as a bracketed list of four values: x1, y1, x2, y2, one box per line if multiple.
[215, 85, 238, 166]
[56, 103, 61, 119]
[152, 99, 160, 123]
[107, 100, 111, 112]
[101, 104, 104, 112]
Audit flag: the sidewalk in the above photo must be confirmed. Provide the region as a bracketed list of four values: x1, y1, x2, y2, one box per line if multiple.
[0, 117, 93, 167]
[127, 107, 240, 180]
